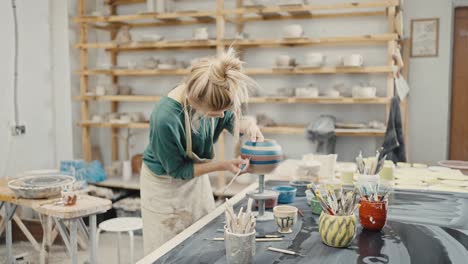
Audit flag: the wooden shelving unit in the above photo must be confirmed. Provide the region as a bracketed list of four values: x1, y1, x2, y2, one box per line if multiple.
[74, 0, 403, 193]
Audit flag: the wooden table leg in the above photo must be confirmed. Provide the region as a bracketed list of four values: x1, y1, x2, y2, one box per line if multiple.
[40, 215, 52, 264]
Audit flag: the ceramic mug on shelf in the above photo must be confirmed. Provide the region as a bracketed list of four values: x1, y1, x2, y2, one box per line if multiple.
[282, 24, 304, 39]
[95, 85, 106, 96]
[118, 85, 132, 95]
[275, 55, 294, 67]
[193, 27, 209, 40]
[106, 84, 119, 95]
[273, 205, 298, 234]
[91, 115, 103, 123]
[342, 54, 364, 67]
[295, 87, 319, 98]
[120, 113, 132, 123]
[323, 88, 340, 98]
[352, 85, 376, 98]
[305, 53, 325, 67]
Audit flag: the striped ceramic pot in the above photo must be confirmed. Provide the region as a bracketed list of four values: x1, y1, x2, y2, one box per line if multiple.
[318, 212, 357, 248]
[240, 139, 283, 174]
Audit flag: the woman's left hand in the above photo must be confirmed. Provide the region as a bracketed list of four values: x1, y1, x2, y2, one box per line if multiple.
[245, 125, 264, 142]
[240, 117, 264, 142]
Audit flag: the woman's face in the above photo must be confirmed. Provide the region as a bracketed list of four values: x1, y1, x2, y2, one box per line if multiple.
[189, 99, 229, 118]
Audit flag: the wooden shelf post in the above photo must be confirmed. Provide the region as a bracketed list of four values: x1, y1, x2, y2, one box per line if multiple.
[110, 4, 120, 161]
[215, 0, 226, 191]
[79, 0, 92, 161]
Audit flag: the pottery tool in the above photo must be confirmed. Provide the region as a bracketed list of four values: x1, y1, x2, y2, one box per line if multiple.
[267, 247, 304, 257]
[210, 237, 283, 242]
[224, 198, 256, 234]
[298, 209, 304, 217]
[222, 158, 250, 195]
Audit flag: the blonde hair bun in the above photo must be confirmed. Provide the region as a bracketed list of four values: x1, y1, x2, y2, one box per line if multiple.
[184, 48, 258, 141]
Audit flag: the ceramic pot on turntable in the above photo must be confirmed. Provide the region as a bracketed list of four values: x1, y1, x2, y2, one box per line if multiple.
[240, 139, 283, 174]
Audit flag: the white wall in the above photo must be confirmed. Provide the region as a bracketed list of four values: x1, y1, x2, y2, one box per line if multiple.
[403, 0, 467, 164]
[0, 0, 73, 178]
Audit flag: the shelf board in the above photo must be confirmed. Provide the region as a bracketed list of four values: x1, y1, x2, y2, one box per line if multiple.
[109, 0, 145, 5]
[80, 122, 385, 136]
[224, 1, 399, 16]
[77, 66, 392, 76]
[260, 125, 386, 137]
[76, 34, 396, 50]
[245, 66, 393, 75]
[76, 95, 162, 102]
[80, 121, 150, 129]
[226, 34, 397, 47]
[75, 95, 390, 105]
[249, 97, 390, 104]
[77, 69, 190, 76]
[75, 40, 218, 50]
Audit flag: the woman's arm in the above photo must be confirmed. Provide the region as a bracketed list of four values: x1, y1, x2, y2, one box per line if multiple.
[194, 159, 248, 177]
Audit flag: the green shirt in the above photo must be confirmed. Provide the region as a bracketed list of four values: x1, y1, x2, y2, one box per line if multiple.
[143, 96, 235, 180]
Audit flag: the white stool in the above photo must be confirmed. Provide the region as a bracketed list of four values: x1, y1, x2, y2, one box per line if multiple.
[96, 217, 142, 264]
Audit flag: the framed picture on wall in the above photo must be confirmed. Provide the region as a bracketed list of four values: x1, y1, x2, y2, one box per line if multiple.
[410, 18, 440, 57]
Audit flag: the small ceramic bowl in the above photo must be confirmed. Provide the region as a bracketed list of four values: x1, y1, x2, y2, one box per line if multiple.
[255, 193, 279, 209]
[272, 186, 297, 204]
[305, 190, 323, 215]
[289, 180, 311, 197]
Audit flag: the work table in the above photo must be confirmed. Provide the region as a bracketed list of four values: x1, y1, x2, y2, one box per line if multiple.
[140, 180, 468, 264]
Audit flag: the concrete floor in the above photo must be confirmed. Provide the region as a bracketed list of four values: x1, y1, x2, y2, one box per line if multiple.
[0, 232, 144, 264]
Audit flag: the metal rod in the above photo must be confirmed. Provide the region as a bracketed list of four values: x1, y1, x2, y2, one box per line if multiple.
[5, 203, 16, 264]
[54, 218, 71, 255]
[258, 174, 265, 193]
[70, 220, 78, 264]
[89, 215, 97, 264]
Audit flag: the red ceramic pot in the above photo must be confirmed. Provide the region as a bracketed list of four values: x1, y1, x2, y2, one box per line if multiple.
[359, 198, 388, 231]
[255, 196, 278, 209]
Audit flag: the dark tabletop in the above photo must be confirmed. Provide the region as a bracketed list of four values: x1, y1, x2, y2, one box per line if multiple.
[156, 181, 468, 264]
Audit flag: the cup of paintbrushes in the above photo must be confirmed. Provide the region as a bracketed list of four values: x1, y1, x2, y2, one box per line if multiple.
[359, 197, 387, 231]
[224, 225, 256, 264]
[319, 212, 357, 248]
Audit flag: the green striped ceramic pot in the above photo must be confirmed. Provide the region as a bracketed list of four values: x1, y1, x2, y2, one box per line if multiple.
[318, 212, 357, 248]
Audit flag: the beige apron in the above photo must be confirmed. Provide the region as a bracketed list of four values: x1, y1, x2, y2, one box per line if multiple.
[140, 106, 216, 255]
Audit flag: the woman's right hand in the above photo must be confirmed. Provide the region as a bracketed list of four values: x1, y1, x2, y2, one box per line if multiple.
[221, 158, 250, 174]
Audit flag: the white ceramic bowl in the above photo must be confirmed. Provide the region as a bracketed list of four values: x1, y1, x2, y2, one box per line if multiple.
[283, 24, 303, 39]
[295, 87, 319, 98]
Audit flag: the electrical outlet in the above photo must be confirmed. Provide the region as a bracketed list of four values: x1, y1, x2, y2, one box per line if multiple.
[11, 125, 26, 136]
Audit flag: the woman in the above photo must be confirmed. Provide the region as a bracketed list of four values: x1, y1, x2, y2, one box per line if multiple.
[140, 49, 264, 254]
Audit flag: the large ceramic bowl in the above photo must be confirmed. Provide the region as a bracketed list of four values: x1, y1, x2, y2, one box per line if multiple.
[8, 174, 75, 199]
[240, 139, 283, 175]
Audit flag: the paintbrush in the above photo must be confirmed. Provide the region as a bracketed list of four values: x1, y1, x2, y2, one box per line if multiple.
[222, 157, 250, 194]
[307, 184, 335, 215]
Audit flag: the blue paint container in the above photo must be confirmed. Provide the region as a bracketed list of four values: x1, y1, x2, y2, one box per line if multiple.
[272, 186, 297, 204]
